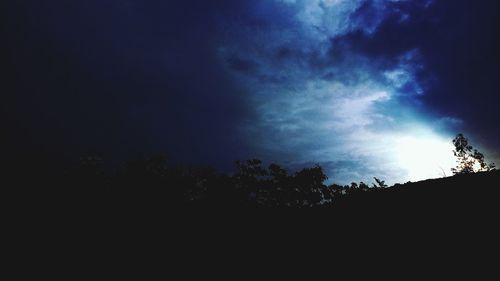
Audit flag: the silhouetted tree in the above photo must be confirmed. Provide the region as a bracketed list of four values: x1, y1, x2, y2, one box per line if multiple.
[451, 133, 496, 175]
[266, 163, 290, 206]
[233, 159, 268, 205]
[235, 159, 268, 179]
[373, 177, 387, 188]
[293, 165, 329, 207]
[359, 182, 369, 190]
[269, 163, 288, 182]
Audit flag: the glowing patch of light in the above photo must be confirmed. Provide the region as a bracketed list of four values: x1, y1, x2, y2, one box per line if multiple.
[394, 133, 456, 182]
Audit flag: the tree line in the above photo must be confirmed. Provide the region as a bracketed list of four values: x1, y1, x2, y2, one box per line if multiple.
[47, 133, 495, 208]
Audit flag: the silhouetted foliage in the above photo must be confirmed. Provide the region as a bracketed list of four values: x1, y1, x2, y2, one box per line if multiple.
[451, 133, 496, 175]
[373, 177, 387, 188]
[20, 132, 500, 211]
[359, 182, 369, 190]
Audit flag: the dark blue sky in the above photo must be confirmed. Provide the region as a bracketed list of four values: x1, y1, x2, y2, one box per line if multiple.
[3, 0, 499, 184]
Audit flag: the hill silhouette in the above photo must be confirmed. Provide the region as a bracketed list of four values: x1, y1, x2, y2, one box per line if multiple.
[8, 156, 499, 271]
[10, 155, 498, 215]
[333, 170, 500, 214]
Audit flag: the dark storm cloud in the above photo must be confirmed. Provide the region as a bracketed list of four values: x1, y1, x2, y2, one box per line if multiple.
[3, 0, 256, 168]
[332, 0, 500, 152]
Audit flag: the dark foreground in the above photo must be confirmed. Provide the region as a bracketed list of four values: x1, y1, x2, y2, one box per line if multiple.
[11, 158, 500, 221]
[7, 165, 500, 275]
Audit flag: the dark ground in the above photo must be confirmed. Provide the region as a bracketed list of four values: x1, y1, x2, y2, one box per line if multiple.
[6, 164, 499, 276]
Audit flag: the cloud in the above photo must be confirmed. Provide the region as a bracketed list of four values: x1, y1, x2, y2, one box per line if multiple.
[6, 0, 497, 183]
[216, 0, 469, 184]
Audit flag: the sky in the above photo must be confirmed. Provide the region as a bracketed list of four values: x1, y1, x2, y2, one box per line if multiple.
[3, 0, 500, 185]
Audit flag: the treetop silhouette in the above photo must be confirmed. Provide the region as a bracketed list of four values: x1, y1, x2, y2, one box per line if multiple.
[451, 133, 496, 175]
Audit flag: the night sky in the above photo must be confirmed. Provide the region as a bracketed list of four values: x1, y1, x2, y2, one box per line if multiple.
[4, 0, 500, 185]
